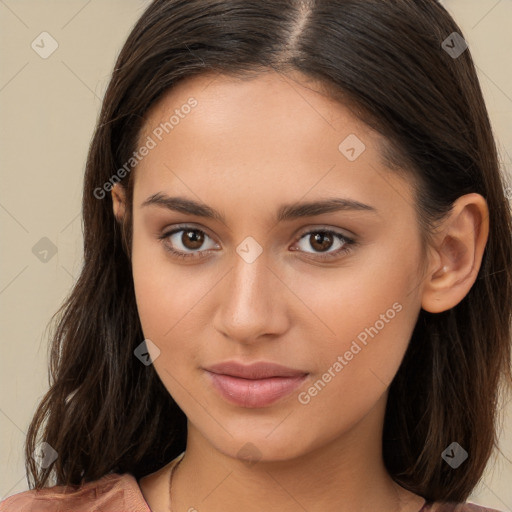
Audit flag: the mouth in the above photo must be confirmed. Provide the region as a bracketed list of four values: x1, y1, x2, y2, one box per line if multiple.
[203, 361, 309, 408]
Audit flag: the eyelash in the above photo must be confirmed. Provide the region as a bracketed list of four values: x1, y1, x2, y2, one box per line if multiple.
[158, 225, 356, 262]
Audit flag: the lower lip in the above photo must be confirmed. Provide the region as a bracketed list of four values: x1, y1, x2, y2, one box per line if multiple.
[206, 371, 308, 408]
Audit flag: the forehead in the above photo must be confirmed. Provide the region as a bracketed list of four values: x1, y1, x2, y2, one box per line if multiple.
[132, 70, 416, 223]
[139, 69, 371, 148]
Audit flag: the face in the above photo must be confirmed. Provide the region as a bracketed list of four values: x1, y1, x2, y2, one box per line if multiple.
[118, 70, 428, 462]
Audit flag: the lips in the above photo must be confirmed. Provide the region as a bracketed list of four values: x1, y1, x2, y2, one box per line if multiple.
[205, 361, 307, 379]
[203, 361, 308, 408]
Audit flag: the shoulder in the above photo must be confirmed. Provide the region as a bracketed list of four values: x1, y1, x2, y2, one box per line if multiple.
[427, 501, 504, 512]
[0, 473, 151, 512]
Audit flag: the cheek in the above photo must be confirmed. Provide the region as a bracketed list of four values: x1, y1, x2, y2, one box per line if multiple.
[130, 226, 221, 389]
[131, 247, 203, 398]
[289, 243, 421, 381]
[299, 249, 417, 316]
[293, 278, 419, 432]
[130, 221, 201, 338]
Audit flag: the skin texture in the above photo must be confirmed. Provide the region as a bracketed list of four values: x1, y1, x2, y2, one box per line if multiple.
[112, 70, 489, 512]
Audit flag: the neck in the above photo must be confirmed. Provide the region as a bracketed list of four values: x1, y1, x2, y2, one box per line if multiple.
[169, 397, 424, 512]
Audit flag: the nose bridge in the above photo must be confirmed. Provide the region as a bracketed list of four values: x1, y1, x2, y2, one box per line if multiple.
[214, 242, 285, 341]
[228, 246, 272, 317]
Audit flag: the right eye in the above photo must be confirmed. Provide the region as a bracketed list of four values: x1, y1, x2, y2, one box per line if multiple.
[158, 226, 220, 260]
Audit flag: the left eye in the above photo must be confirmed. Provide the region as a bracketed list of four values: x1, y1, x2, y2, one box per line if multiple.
[292, 229, 354, 259]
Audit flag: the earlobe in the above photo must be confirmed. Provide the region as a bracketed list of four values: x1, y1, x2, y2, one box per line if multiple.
[421, 193, 489, 313]
[111, 184, 126, 223]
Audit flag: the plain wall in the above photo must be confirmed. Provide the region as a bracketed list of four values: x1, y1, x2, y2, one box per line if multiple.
[0, 0, 511, 509]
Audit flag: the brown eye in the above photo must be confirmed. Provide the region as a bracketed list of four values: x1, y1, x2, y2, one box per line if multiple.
[309, 232, 334, 252]
[292, 228, 355, 261]
[159, 226, 219, 260]
[181, 229, 205, 250]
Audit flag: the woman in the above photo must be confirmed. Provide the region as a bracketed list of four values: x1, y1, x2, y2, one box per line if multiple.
[1, 1, 510, 511]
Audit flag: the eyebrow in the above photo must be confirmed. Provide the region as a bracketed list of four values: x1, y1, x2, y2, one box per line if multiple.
[141, 192, 377, 223]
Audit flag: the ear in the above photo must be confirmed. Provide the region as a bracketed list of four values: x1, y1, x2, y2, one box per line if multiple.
[111, 183, 126, 223]
[421, 193, 489, 313]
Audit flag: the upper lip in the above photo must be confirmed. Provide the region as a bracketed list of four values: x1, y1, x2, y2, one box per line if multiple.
[204, 361, 308, 380]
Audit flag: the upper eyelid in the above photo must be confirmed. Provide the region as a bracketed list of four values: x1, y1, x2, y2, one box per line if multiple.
[295, 225, 354, 240]
[162, 223, 216, 238]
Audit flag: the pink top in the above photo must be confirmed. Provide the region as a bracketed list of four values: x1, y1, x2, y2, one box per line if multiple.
[0, 473, 150, 511]
[0, 472, 503, 512]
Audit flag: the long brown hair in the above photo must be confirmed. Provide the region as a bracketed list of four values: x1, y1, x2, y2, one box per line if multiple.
[25, 0, 512, 503]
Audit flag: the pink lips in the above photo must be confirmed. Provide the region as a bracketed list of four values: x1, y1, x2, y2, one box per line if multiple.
[204, 361, 308, 408]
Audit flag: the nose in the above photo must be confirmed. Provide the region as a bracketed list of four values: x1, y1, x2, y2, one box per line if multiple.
[212, 247, 290, 345]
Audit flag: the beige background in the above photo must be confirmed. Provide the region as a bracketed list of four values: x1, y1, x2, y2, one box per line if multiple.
[0, 0, 511, 508]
